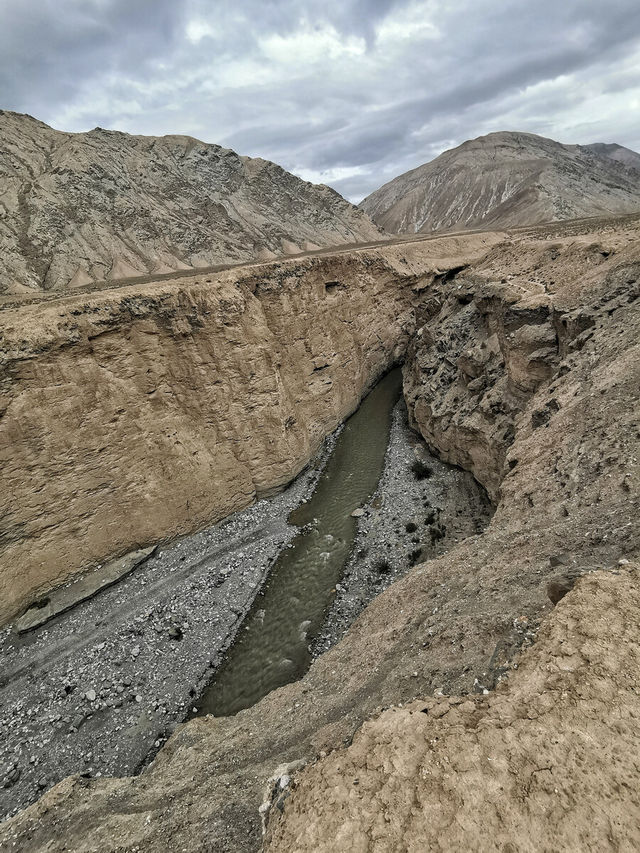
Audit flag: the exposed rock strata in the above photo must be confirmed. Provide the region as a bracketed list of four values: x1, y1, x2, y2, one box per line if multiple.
[0, 233, 500, 625]
[360, 131, 640, 234]
[405, 226, 640, 501]
[0, 110, 382, 293]
[1, 216, 637, 853]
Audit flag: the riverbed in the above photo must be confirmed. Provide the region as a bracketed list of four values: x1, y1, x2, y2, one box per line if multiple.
[193, 370, 404, 717]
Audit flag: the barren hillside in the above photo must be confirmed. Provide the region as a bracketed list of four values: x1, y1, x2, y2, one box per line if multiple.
[0, 111, 382, 292]
[360, 131, 640, 234]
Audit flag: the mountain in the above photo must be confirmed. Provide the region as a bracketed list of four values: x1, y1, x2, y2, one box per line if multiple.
[584, 142, 640, 172]
[360, 131, 640, 234]
[0, 111, 383, 292]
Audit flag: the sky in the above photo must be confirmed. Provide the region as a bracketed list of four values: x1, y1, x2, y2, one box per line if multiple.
[1, 0, 639, 202]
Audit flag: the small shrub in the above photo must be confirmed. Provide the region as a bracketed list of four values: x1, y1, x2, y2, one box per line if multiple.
[411, 460, 433, 480]
[430, 525, 446, 545]
[408, 548, 423, 566]
[375, 559, 391, 575]
[405, 521, 418, 533]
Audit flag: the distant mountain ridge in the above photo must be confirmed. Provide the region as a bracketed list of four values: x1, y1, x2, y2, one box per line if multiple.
[360, 131, 640, 234]
[0, 110, 383, 292]
[583, 142, 640, 172]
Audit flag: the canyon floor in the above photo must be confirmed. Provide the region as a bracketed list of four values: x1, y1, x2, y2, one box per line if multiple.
[0, 395, 489, 819]
[1, 212, 639, 852]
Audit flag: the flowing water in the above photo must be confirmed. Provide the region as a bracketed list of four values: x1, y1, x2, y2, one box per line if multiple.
[195, 368, 402, 717]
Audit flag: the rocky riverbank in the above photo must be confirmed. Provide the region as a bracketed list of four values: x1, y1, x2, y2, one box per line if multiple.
[0, 433, 340, 819]
[0, 380, 493, 820]
[312, 399, 493, 657]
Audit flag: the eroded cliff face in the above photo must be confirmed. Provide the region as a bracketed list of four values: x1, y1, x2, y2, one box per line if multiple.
[0, 234, 500, 626]
[403, 229, 639, 502]
[0, 218, 638, 853]
[263, 221, 640, 853]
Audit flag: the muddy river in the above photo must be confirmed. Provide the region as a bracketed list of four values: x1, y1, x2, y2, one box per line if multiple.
[195, 369, 403, 716]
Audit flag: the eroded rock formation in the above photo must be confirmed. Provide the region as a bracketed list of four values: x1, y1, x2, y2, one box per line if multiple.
[1, 215, 637, 853]
[406, 226, 640, 500]
[0, 232, 500, 625]
[264, 219, 640, 853]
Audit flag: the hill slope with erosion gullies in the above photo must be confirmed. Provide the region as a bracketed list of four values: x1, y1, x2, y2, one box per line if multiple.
[1, 214, 638, 852]
[0, 110, 383, 293]
[360, 131, 640, 234]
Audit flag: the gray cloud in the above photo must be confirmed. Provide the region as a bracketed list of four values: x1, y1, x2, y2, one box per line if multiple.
[0, 1, 187, 114]
[1, 0, 639, 201]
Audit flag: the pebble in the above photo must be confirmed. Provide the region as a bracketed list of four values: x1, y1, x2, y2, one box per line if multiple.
[2, 768, 21, 789]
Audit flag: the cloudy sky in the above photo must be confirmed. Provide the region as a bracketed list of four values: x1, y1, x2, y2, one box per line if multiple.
[1, 0, 639, 200]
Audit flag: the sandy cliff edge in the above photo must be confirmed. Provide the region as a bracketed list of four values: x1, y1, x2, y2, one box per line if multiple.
[0, 233, 501, 625]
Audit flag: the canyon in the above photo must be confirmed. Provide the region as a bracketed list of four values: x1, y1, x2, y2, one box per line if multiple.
[1, 211, 638, 852]
[0, 229, 500, 627]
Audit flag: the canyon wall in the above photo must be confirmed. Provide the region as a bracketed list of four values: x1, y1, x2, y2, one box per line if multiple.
[264, 223, 640, 852]
[0, 235, 499, 625]
[403, 229, 639, 501]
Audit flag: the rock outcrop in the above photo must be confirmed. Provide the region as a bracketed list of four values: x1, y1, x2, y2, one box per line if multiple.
[0, 231, 500, 626]
[0, 110, 383, 293]
[360, 131, 640, 234]
[1, 215, 637, 853]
